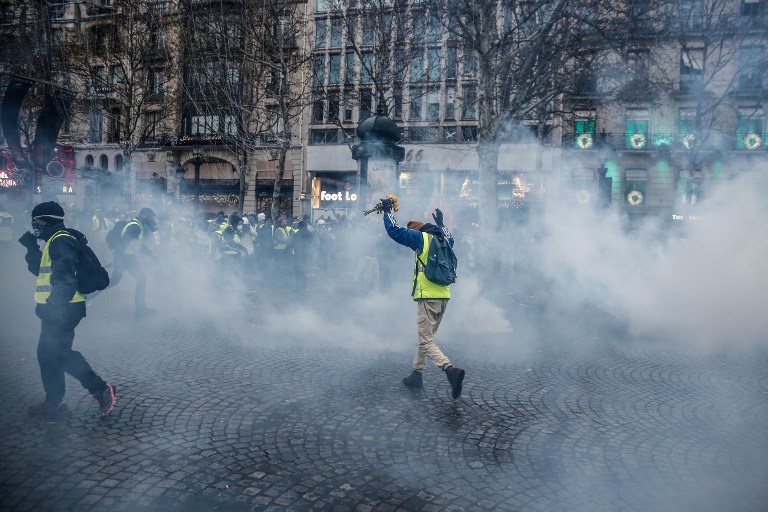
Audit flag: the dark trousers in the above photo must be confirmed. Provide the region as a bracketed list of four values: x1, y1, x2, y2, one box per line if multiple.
[111, 253, 146, 311]
[36, 304, 106, 403]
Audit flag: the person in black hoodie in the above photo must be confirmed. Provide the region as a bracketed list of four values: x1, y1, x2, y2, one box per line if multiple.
[19, 201, 116, 419]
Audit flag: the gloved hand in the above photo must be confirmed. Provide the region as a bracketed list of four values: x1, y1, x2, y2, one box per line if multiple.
[380, 198, 394, 213]
[19, 231, 38, 249]
[432, 208, 444, 227]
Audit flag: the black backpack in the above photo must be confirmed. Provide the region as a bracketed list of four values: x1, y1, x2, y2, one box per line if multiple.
[61, 229, 110, 294]
[419, 233, 457, 286]
[105, 220, 128, 250]
[76, 241, 110, 294]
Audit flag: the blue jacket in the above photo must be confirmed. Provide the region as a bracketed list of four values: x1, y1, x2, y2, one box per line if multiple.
[383, 211, 454, 252]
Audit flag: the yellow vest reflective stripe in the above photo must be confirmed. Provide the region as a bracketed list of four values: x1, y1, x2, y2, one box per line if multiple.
[412, 232, 450, 300]
[35, 230, 86, 304]
[121, 220, 143, 255]
[215, 223, 241, 255]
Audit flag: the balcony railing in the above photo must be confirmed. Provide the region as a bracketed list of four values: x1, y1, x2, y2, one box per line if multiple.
[563, 132, 765, 151]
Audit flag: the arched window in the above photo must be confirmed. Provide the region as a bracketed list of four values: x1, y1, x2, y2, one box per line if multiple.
[100, 154, 109, 170]
[85, 154, 95, 167]
[115, 154, 124, 172]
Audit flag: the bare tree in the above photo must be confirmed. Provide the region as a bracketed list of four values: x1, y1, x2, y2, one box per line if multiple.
[56, 0, 182, 205]
[176, 0, 314, 219]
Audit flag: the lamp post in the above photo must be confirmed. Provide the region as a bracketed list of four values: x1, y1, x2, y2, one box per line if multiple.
[192, 143, 203, 214]
[596, 132, 612, 208]
[175, 163, 186, 204]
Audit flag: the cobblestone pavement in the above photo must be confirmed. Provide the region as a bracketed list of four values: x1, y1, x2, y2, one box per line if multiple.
[1, 246, 767, 512]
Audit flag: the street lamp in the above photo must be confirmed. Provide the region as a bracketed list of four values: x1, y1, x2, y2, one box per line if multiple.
[192, 143, 204, 214]
[175, 164, 186, 204]
[596, 131, 612, 208]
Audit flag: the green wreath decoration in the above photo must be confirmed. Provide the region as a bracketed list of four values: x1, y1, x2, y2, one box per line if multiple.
[744, 132, 762, 150]
[576, 133, 594, 149]
[630, 133, 646, 149]
[627, 190, 644, 206]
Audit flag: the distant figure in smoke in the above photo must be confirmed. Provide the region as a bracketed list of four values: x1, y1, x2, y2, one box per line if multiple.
[19, 201, 116, 419]
[110, 207, 158, 317]
[216, 213, 248, 274]
[381, 199, 465, 399]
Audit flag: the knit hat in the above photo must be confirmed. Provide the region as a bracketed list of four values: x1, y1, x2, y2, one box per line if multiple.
[407, 220, 425, 231]
[257, 212, 266, 221]
[138, 207, 155, 218]
[31, 201, 65, 220]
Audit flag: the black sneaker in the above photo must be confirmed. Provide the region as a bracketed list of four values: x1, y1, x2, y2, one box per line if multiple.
[402, 370, 423, 388]
[28, 399, 67, 419]
[445, 366, 465, 399]
[93, 384, 117, 416]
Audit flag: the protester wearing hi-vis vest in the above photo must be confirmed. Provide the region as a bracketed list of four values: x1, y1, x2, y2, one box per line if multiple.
[110, 207, 157, 317]
[19, 201, 116, 419]
[382, 199, 465, 399]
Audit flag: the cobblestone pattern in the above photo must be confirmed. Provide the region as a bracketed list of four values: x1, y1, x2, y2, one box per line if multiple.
[1, 313, 767, 512]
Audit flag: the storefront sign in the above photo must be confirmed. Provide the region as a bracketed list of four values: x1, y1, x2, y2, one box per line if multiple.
[0, 171, 17, 188]
[320, 190, 357, 202]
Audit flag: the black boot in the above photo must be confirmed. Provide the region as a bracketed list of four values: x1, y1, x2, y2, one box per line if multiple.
[445, 366, 465, 399]
[402, 370, 423, 388]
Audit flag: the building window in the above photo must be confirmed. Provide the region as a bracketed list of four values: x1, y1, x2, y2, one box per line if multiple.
[148, 69, 164, 101]
[409, 88, 423, 120]
[115, 154, 123, 172]
[446, 47, 457, 80]
[100, 154, 109, 170]
[680, 48, 704, 93]
[108, 108, 121, 143]
[314, 20, 327, 48]
[426, 89, 440, 120]
[427, 48, 442, 81]
[678, 108, 696, 147]
[328, 91, 340, 122]
[360, 89, 372, 121]
[741, 0, 764, 28]
[89, 109, 102, 143]
[91, 66, 106, 92]
[739, 46, 764, 90]
[445, 87, 455, 120]
[310, 129, 338, 144]
[329, 54, 341, 85]
[736, 107, 765, 149]
[361, 52, 374, 84]
[625, 109, 649, 149]
[409, 126, 438, 143]
[410, 50, 424, 82]
[443, 126, 457, 143]
[461, 85, 476, 119]
[624, 169, 647, 206]
[191, 115, 219, 136]
[462, 126, 479, 142]
[345, 51, 355, 84]
[312, 94, 324, 123]
[313, 56, 325, 86]
[316, 0, 328, 13]
[574, 112, 596, 148]
[344, 95, 354, 122]
[144, 110, 161, 139]
[330, 18, 343, 48]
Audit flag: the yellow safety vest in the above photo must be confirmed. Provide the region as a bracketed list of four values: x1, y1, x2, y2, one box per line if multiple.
[215, 223, 241, 255]
[121, 219, 144, 255]
[412, 232, 451, 300]
[35, 230, 86, 304]
[273, 226, 288, 250]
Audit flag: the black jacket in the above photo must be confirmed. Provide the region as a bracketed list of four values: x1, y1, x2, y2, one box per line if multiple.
[25, 222, 87, 318]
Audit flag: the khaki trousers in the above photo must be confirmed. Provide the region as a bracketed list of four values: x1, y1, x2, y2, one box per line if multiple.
[413, 299, 451, 371]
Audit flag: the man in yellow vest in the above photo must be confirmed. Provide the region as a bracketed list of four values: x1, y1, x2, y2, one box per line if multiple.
[381, 199, 465, 399]
[110, 207, 157, 317]
[18, 201, 116, 418]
